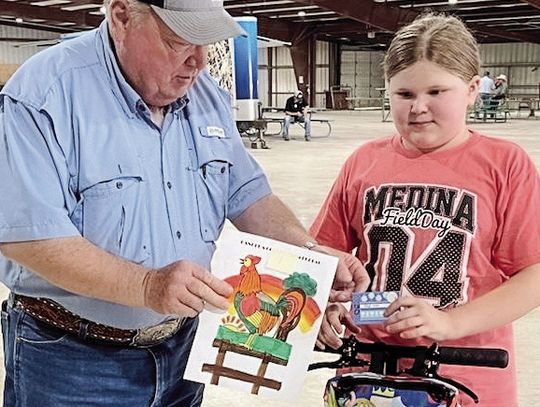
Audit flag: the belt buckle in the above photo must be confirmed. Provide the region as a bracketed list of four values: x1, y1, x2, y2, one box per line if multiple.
[132, 319, 182, 347]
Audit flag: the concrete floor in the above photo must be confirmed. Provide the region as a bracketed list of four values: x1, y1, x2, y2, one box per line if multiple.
[0, 110, 539, 406]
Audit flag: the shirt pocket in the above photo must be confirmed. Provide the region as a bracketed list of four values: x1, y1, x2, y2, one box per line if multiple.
[193, 130, 233, 243]
[79, 166, 151, 264]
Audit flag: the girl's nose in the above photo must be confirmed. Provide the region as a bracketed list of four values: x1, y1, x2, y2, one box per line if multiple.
[410, 96, 428, 114]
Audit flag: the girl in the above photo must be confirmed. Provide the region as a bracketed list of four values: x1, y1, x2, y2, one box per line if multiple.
[311, 13, 540, 406]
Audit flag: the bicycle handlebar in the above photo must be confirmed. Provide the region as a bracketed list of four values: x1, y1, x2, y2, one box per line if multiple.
[438, 346, 508, 368]
[309, 336, 508, 370]
[309, 337, 508, 404]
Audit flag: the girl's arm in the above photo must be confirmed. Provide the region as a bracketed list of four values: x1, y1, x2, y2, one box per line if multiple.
[385, 263, 540, 340]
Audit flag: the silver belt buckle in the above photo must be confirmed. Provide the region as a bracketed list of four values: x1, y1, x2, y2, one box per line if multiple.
[132, 318, 183, 347]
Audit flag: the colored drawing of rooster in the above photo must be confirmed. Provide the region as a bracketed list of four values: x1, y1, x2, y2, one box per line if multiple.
[234, 255, 306, 345]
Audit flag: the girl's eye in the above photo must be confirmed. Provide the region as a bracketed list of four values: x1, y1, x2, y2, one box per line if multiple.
[397, 91, 413, 98]
[429, 89, 444, 95]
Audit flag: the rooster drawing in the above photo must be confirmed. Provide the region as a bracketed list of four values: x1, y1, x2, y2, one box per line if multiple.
[234, 255, 306, 346]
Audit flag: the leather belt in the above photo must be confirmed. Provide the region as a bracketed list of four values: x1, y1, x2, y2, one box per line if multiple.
[13, 294, 183, 347]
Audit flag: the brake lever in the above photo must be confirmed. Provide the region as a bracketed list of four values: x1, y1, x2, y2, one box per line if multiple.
[406, 344, 479, 404]
[309, 336, 369, 371]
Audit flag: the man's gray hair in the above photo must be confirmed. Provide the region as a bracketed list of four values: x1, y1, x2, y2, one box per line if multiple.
[102, 0, 151, 23]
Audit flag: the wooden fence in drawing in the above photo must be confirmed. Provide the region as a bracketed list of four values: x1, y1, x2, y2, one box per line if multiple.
[201, 338, 289, 394]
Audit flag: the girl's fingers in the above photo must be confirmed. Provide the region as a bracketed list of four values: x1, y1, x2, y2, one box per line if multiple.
[386, 315, 424, 334]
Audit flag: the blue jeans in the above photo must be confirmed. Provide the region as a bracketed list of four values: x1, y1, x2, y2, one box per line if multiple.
[1, 300, 203, 407]
[282, 115, 311, 140]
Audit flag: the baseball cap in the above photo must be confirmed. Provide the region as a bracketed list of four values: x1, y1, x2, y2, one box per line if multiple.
[139, 0, 246, 45]
[295, 90, 303, 97]
[496, 74, 507, 81]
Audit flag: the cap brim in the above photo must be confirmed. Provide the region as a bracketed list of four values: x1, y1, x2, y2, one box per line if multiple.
[151, 6, 246, 45]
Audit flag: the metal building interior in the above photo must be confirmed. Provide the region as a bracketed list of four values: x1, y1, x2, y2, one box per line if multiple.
[0, 1, 540, 406]
[1, 0, 540, 106]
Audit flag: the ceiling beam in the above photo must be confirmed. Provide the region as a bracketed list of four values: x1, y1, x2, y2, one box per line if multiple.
[295, 0, 540, 43]
[293, 0, 417, 31]
[520, 0, 540, 10]
[225, 9, 296, 42]
[0, 19, 77, 33]
[0, 1, 103, 27]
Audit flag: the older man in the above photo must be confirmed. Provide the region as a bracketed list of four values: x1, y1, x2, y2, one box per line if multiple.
[0, 0, 366, 406]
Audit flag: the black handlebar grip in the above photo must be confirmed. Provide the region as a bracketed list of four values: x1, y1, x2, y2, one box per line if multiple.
[438, 347, 508, 368]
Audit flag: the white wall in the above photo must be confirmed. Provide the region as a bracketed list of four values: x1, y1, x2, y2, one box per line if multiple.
[258, 41, 330, 108]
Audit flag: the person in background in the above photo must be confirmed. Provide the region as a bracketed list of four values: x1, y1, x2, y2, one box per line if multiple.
[492, 74, 508, 101]
[313, 13, 540, 407]
[0, 0, 367, 405]
[478, 70, 495, 103]
[283, 89, 312, 141]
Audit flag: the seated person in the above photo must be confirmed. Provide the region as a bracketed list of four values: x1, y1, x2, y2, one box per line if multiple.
[485, 74, 508, 117]
[283, 90, 311, 141]
[492, 74, 508, 102]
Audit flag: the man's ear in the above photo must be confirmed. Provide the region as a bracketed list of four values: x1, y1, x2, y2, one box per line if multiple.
[108, 0, 131, 41]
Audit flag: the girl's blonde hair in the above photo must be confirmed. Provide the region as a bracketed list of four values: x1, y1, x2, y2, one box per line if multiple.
[384, 13, 480, 82]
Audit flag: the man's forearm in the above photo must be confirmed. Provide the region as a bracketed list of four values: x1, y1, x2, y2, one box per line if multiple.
[232, 194, 314, 247]
[0, 237, 148, 307]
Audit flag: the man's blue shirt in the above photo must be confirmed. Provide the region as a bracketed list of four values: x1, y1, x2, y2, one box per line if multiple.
[0, 22, 271, 328]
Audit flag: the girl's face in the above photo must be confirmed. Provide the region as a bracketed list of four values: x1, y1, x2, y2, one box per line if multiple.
[389, 60, 479, 153]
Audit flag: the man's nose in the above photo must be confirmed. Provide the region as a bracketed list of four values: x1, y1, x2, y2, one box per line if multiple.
[185, 45, 207, 69]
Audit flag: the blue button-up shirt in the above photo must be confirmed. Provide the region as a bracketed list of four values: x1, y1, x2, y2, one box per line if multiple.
[0, 22, 271, 328]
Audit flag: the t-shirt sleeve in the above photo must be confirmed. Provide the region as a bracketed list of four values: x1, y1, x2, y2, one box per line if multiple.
[284, 97, 294, 112]
[492, 146, 540, 275]
[309, 157, 360, 252]
[0, 96, 80, 242]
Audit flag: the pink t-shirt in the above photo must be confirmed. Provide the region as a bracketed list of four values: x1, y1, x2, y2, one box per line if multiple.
[310, 131, 540, 406]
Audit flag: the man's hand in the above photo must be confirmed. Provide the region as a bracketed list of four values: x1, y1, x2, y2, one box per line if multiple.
[314, 245, 370, 302]
[143, 260, 233, 318]
[384, 296, 458, 341]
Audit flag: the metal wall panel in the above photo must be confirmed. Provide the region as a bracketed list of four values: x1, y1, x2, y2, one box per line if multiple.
[257, 68, 268, 107]
[480, 43, 540, 65]
[259, 44, 330, 108]
[339, 50, 385, 108]
[315, 66, 328, 107]
[274, 66, 296, 107]
[0, 26, 54, 64]
[274, 46, 293, 66]
[258, 47, 268, 65]
[316, 41, 328, 65]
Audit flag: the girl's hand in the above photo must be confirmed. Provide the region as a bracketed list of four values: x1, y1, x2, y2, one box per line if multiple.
[316, 303, 361, 350]
[384, 296, 458, 341]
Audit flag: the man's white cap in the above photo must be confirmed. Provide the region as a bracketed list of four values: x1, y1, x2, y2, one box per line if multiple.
[295, 89, 303, 97]
[139, 0, 246, 45]
[496, 74, 507, 81]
